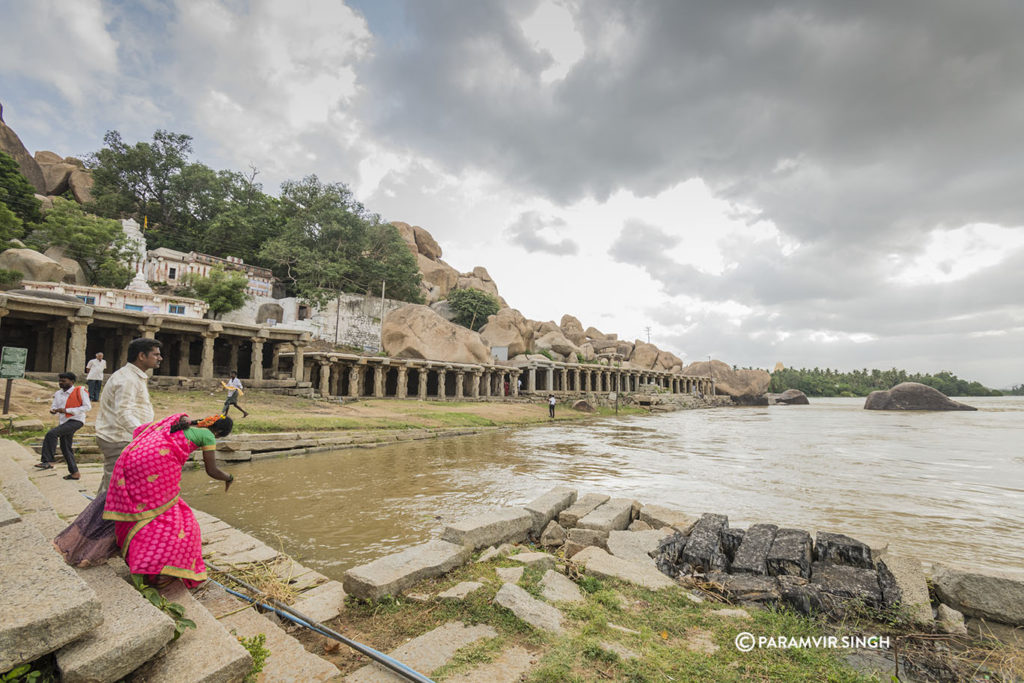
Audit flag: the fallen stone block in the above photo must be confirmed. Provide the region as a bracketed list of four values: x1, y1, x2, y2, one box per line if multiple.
[931, 564, 1024, 626]
[708, 572, 781, 606]
[0, 492, 18, 527]
[652, 531, 688, 578]
[577, 498, 634, 533]
[628, 520, 651, 531]
[523, 486, 577, 537]
[680, 513, 729, 573]
[291, 580, 347, 624]
[12, 419, 44, 431]
[346, 621, 497, 682]
[567, 527, 609, 549]
[510, 551, 556, 571]
[607, 528, 674, 565]
[540, 570, 583, 603]
[814, 531, 874, 569]
[344, 540, 472, 600]
[214, 450, 252, 462]
[876, 552, 932, 625]
[444, 646, 535, 683]
[494, 584, 563, 633]
[56, 564, 176, 683]
[438, 581, 483, 601]
[731, 524, 779, 576]
[0, 520, 102, 672]
[572, 546, 676, 590]
[540, 520, 566, 548]
[766, 528, 813, 578]
[496, 566, 524, 584]
[477, 543, 516, 563]
[558, 492, 610, 528]
[810, 562, 883, 608]
[441, 508, 532, 550]
[721, 527, 745, 563]
[936, 604, 967, 635]
[709, 608, 752, 620]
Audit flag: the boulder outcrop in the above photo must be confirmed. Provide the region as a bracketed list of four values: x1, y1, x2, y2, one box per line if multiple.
[479, 307, 534, 356]
[43, 246, 88, 285]
[416, 253, 460, 301]
[681, 360, 770, 399]
[0, 248, 69, 283]
[560, 315, 586, 345]
[864, 382, 977, 411]
[34, 151, 77, 196]
[585, 326, 608, 340]
[630, 340, 660, 369]
[455, 266, 500, 299]
[535, 330, 579, 358]
[774, 389, 809, 405]
[68, 169, 94, 203]
[382, 304, 491, 364]
[0, 103, 46, 193]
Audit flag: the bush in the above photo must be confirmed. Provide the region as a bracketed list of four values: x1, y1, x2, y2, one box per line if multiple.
[0, 268, 23, 286]
[446, 288, 499, 331]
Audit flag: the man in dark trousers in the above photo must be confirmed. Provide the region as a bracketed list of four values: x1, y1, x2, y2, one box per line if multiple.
[35, 372, 91, 480]
[548, 394, 556, 419]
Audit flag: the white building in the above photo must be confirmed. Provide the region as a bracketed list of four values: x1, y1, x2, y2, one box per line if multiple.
[20, 280, 209, 318]
[146, 247, 275, 297]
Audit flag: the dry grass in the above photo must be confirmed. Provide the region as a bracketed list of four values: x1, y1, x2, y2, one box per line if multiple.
[208, 558, 301, 606]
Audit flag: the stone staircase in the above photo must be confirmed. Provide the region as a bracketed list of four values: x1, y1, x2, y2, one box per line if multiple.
[0, 439, 341, 682]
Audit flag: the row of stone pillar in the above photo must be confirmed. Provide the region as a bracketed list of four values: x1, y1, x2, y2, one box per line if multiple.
[522, 365, 712, 395]
[312, 361, 524, 400]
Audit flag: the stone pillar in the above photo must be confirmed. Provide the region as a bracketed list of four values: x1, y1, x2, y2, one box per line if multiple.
[200, 332, 217, 379]
[437, 368, 447, 399]
[249, 339, 264, 381]
[174, 336, 191, 378]
[417, 369, 428, 400]
[511, 370, 521, 397]
[319, 361, 331, 397]
[373, 366, 384, 398]
[270, 344, 281, 378]
[50, 319, 69, 372]
[228, 341, 240, 373]
[455, 371, 465, 399]
[481, 370, 490, 397]
[33, 327, 51, 372]
[397, 366, 408, 398]
[330, 364, 341, 396]
[545, 367, 553, 393]
[292, 343, 306, 381]
[527, 367, 536, 394]
[468, 371, 479, 398]
[67, 317, 90, 377]
[349, 364, 361, 397]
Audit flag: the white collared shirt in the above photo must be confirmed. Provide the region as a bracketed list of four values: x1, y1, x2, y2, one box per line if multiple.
[85, 358, 107, 380]
[94, 364, 154, 443]
[51, 385, 91, 425]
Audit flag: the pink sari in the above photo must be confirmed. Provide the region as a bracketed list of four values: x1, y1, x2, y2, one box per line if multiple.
[102, 414, 207, 587]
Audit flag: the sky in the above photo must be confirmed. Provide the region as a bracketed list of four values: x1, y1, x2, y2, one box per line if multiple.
[2, 0, 1023, 388]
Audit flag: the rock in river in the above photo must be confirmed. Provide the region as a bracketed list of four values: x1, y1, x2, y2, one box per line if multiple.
[863, 382, 976, 411]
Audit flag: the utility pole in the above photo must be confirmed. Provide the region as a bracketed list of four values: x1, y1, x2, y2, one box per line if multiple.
[644, 326, 651, 343]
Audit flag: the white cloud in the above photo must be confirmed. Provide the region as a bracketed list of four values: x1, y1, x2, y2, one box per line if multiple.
[888, 223, 1024, 286]
[519, 0, 585, 83]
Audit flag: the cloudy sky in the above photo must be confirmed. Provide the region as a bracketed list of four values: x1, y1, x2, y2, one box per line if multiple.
[2, 0, 1023, 388]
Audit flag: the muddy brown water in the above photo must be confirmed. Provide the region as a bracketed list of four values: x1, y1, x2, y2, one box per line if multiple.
[181, 396, 1024, 580]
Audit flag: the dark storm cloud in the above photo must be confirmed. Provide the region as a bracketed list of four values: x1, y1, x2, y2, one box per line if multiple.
[506, 211, 579, 255]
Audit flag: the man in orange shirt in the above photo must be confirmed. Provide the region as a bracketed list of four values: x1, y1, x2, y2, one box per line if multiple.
[35, 372, 91, 480]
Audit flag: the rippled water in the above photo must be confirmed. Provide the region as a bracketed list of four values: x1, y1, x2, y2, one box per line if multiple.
[181, 396, 1024, 579]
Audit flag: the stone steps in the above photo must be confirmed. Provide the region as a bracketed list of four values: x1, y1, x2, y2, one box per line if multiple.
[345, 621, 497, 682]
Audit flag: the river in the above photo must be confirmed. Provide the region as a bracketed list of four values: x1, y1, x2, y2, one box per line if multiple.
[181, 396, 1024, 579]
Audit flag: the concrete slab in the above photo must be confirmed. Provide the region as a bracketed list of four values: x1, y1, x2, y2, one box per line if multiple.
[576, 499, 634, 533]
[558, 492, 609, 528]
[437, 581, 484, 601]
[496, 567, 524, 585]
[494, 584, 563, 633]
[0, 520, 102, 671]
[572, 546, 677, 590]
[523, 487, 577, 537]
[291, 580, 347, 624]
[344, 540, 472, 600]
[346, 621, 497, 682]
[56, 564, 176, 683]
[540, 570, 584, 603]
[607, 528, 674, 566]
[441, 508, 532, 550]
[876, 552, 932, 626]
[509, 551, 556, 571]
[444, 646, 535, 683]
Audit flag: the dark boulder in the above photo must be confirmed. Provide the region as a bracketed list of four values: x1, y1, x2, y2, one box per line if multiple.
[708, 572, 781, 605]
[814, 532, 874, 569]
[810, 562, 884, 608]
[864, 382, 976, 411]
[680, 513, 729, 573]
[721, 527, 745, 564]
[653, 531, 688, 578]
[766, 528, 813, 579]
[731, 524, 779, 576]
[775, 389, 809, 405]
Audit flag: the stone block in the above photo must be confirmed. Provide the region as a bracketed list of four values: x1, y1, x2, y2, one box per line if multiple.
[127, 580, 251, 683]
[810, 562, 883, 608]
[476, 543, 516, 563]
[558, 492, 609, 528]
[766, 528, 812, 578]
[0, 520, 102, 672]
[540, 570, 583, 603]
[936, 604, 967, 635]
[343, 540, 472, 600]
[567, 527, 608, 549]
[0, 492, 19, 527]
[523, 486, 577, 536]
[628, 520, 651, 531]
[577, 498, 634, 532]
[56, 564, 176, 683]
[215, 450, 252, 462]
[496, 566, 524, 584]
[494, 584, 563, 633]
[443, 646, 534, 683]
[730, 524, 778, 576]
[708, 571, 781, 605]
[291, 580, 346, 624]
[638, 504, 698, 533]
[441, 508, 532, 550]
[931, 563, 1024, 626]
[510, 551, 556, 571]
[876, 552, 932, 625]
[572, 546, 676, 590]
[437, 581, 484, 601]
[1, 476, 51, 515]
[814, 531, 874, 569]
[722, 527, 745, 563]
[346, 621, 497, 682]
[607, 528, 674, 565]
[540, 520, 566, 548]
[680, 513, 729, 573]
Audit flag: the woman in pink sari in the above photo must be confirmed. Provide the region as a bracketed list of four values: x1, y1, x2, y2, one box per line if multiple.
[101, 413, 234, 587]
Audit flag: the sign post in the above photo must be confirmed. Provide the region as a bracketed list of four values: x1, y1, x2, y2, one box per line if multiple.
[1, 346, 28, 415]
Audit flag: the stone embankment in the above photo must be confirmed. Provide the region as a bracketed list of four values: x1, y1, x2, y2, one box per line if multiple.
[0, 438, 342, 681]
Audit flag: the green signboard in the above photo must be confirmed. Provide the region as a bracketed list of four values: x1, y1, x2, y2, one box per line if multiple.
[0, 346, 28, 380]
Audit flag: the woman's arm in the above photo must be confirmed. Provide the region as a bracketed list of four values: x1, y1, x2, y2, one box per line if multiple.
[201, 449, 234, 492]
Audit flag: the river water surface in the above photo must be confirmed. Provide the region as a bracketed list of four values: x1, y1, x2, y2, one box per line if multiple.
[181, 397, 1024, 579]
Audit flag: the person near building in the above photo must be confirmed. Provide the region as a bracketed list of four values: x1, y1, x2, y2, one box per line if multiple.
[35, 372, 91, 480]
[95, 338, 162, 495]
[548, 393, 556, 418]
[220, 371, 249, 418]
[85, 352, 106, 401]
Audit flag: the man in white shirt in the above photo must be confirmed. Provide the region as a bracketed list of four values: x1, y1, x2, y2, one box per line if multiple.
[221, 370, 249, 418]
[35, 372, 91, 480]
[95, 338, 162, 495]
[85, 352, 106, 401]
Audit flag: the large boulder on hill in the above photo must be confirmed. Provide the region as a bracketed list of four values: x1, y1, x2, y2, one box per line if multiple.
[416, 253, 459, 301]
[391, 221, 418, 253]
[0, 248, 68, 282]
[0, 103, 46, 193]
[43, 246, 88, 285]
[413, 225, 442, 260]
[655, 350, 684, 373]
[864, 382, 976, 411]
[560, 315, 586, 345]
[68, 169, 94, 203]
[585, 326, 607, 341]
[615, 340, 635, 358]
[34, 194, 54, 213]
[455, 266, 500, 299]
[681, 360, 770, 399]
[382, 304, 491, 364]
[535, 330, 579, 358]
[579, 342, 596, 362]
[531, 320, 559, 336]
[35, 150, 77, 196]
[479, 307, 534, 356]
[630, 340, 660, 369]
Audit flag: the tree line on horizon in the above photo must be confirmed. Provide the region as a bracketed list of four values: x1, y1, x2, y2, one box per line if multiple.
[769, 366, 1004, 397]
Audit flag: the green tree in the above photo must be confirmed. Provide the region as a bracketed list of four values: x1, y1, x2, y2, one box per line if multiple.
[27, 198, 134, 287]
[0, 149, 41, 229]
[446, 288, 500, 331]
[260, 175, 423, 307]
[179, 267, 249, 318]
[0, 201, 23, 246]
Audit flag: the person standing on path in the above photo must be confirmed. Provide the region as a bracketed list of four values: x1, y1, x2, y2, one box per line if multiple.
[36, 372, 91, 480]
[220, 371, 249, 418]
[85, 352, 106, 402]
[95, 338, 162, 495]
[548, 394, 556, 419]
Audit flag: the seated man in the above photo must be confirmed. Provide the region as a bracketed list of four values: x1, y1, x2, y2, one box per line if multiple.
[36, 372, 91, 480]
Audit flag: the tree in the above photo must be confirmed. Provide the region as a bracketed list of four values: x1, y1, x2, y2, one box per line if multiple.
[260, 175, 423, 307]
[446, 288, 500, 331]
[0, 149, 41, 229]
[179, 268, 249, 319]
[27, 198, 134, 287]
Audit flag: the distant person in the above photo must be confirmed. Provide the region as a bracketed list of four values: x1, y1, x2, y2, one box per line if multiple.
[548, 394, 556, 418]
[220, 371, 249, 418]
[95, 338, 161, 495]
[35, 372, 91, 480]
[85, 352, 106, 401]
[504, 380, 510, 396]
